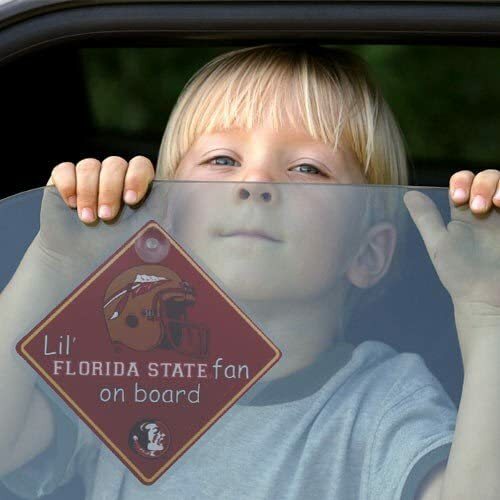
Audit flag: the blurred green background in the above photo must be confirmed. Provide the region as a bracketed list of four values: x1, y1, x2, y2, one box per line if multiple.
[80, 45, 500, 182]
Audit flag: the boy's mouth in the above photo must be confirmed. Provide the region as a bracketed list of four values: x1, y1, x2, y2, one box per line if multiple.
[218, 229, 282, 243]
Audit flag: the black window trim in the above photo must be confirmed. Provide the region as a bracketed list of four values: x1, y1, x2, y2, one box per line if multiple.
[1, 2, 500, 66]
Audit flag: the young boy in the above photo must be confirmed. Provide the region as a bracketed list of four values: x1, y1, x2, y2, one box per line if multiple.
[1, 44, 500, 500]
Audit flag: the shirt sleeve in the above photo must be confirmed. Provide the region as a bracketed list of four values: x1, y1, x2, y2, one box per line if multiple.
[0, 384, 99, 500]
[367, 354, 457, 500]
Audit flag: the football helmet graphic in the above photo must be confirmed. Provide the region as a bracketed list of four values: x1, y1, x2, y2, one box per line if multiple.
[103, 264, 209, 357]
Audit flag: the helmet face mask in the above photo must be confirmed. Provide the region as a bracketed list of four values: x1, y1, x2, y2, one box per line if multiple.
[158, 295, 209, 358]
[103, 264, 209, 357]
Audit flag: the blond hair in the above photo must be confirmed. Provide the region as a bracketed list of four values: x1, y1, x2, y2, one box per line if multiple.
[157, 44, 409, 186]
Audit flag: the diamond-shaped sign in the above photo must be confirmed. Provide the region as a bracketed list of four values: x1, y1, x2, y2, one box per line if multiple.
[16, 221, 281, 485]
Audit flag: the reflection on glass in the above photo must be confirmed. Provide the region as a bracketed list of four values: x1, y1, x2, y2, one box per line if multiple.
[0, 181, 499, 499]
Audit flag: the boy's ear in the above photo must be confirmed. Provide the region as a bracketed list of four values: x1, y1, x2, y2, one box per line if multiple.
[345, 222, 397, 289]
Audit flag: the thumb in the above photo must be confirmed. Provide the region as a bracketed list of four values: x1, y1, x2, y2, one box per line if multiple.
[403, 190, 447, 257]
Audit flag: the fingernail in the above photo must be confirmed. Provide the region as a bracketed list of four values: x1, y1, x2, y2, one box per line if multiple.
[471, 195, 486, 211]
[452, 188, 467, 202]
[81, 207, 95, 222]
[68, 196, 77, 207]
[98, 205, 111, 219]
[494, 190, 500, 203]
[124, 190, 137, 204]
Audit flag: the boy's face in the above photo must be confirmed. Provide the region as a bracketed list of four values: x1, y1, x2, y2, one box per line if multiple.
[166, 126, 369, 302]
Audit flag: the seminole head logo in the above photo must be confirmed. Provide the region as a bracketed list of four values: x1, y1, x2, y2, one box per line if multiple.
[129, 419, 171, 459]
[103, 265, 209, 358]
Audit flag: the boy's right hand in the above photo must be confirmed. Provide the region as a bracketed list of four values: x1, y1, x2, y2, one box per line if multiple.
[34, 155, 168, 283]
[47, 156, 155, 223]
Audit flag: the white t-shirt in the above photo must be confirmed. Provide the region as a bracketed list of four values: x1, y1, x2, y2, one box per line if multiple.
[1, 340, 457, 500]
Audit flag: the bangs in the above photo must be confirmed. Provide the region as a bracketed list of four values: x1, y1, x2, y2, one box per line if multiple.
[194, 57, 346, 149]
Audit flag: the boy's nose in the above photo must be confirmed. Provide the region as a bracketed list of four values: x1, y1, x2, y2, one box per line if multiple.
[233, 182, 279, 205]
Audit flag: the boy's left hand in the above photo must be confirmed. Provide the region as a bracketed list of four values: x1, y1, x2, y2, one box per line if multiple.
[403, 169, 500, 363]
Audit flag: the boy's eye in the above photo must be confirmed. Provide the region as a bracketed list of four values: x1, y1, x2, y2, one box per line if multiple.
[207, 156, 240, 167]
[290, 164, 323, 175]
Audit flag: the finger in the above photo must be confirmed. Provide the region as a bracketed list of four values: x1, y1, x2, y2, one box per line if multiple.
[469, 169, 500, 214]
[48, 162, 77, 208]
[494, 178, 500, 208]
[123, 156, 155, 205]
[75, 158, 101, 223]
[97, 156, 128, 220]
[449, 170, 474, 205]
[403, 190, 447, 257]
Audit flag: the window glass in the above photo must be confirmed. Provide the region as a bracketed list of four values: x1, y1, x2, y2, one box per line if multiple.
[1, 180, 493, 499]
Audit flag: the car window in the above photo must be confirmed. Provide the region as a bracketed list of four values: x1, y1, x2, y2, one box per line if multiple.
[1, 40, 499, 500]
